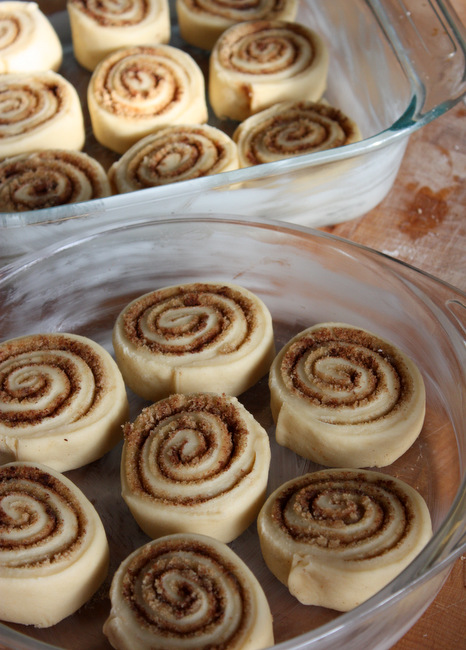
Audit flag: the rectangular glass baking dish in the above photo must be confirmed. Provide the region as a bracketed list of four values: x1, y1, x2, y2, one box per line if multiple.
[1, 0, 465, 245]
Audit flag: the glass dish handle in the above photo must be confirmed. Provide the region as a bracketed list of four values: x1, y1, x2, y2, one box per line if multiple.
[369, 0, 466, 124]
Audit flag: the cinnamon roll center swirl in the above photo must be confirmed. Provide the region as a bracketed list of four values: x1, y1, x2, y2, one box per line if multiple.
[185, 0, 291, 20]
[125, 394, 251, 504]
[70, 0, 150, 26]
[95, 48, 188, 117]
[123, 284, 255, 355]
[219, 22, 315, 77]
[0, 15, 21, 50]
[0, 335, 106, 432]
[121, 538, 249, 643]
[272, 473, 411, 561]
[281, 328, 411, 423]
[0, 79, 62, 137]
[0, 464, 85, 569]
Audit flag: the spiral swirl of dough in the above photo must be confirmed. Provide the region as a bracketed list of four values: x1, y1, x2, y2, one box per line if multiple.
[104, 534, 274, 650]
[257, 468, 432, 611]
[209, 20, 328, 120]
[88, 45, 207, 153]
[109, 125, 239, 193]
[122, 393, 271, 542]
[269, 323, 426, 468]
[0, 2, 62, 73]
[0, 149, 110, 211]
[0, 71, 84, 157]
[113, 282, 275, 401]
[0, 462, 109, 627]
[217, 21, 316, 77]
[0, 464, 88, 571]
[0, 333, 129, 472]
[70, 0, 154, 26]
[176, 0, 298, 50]
[234, 101, 362, 166]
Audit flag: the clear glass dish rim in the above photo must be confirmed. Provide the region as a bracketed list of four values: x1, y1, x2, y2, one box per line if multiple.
[0, 212, 464, 649]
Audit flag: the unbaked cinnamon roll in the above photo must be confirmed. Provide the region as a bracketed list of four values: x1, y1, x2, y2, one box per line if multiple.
[0, 462, 109, 627]
[234, 100, 362, 166]
[67, 0, 170, 71]
[121, 393, 271, 543]
[269, 323, 426, 468]
[257, 468, 433, 611]
[0, 149, 111, 211]
[103, 533, 274, 650]
[109, 124, 239, 192]
[0, 2, 62, 73]
[0, 71, 85, 158]
[209, 20, 328, 121]
[88, 45, 208, 154]
[0, 332, 129, 472]
[112, 281, 275, 401]
[176, 0, 298, 51]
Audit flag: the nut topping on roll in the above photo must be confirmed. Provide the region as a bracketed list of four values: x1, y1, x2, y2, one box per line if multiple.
[109, 124, 239, 192]
[68, 0, 170, 71]
[269, 323, 426, 468]
[0, 462, 109, 627]
[121, 392, 271, 543]
[234, 100, 362, 167]
[176, 0, 298, 51]
[209, 20, 329, 121]
[112, 281, 275, 401]
[0, 149, 111, 211]
[0, 2, 62, 73]
[88, 45, 208, 154]
[0, 332, 129, 472]
[257, 468, 432, 611]
[104, 533, 274, 650]
[0, 71, 85, 158]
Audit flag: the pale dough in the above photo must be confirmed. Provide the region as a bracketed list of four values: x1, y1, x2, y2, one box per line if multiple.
[121, 392, 271, 543]
[104, 533, 274, 650]
[0, 462, 109, 627]
[257, 468, 433, 611]
[112, 281, 275, 401]
[269, 322, 426, 467]
[0, 332, 129, 472]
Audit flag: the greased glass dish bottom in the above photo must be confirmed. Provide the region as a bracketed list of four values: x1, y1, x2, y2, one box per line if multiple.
[0, 215, 464, 650]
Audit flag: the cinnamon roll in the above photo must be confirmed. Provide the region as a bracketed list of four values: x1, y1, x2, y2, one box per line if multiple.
[109, 124, 239, 192]
[0, 2, 62, 73]
[0, 462, 109, 628]
[112, 281, 275, 401]
[0, 332, 129, 472]
[0, 71, 85, 158]
[68, 0, 170, 72]
[257, 468, 433, 611]
[104, 533, 274, 650]
[269, 323, 426, 468]
[209, 20, 328, 121]
[88, 45, 208, 154]
[176, 0, 298, 51]
[234, 101, 362, 167]
[121, 393, 271, 543]
[0, 149, 111, 211]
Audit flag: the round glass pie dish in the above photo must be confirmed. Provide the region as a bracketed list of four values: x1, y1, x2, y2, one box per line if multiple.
[0, 214, 464, 650]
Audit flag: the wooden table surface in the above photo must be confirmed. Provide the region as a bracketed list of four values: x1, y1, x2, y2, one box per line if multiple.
[321, 1, 466, 646]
